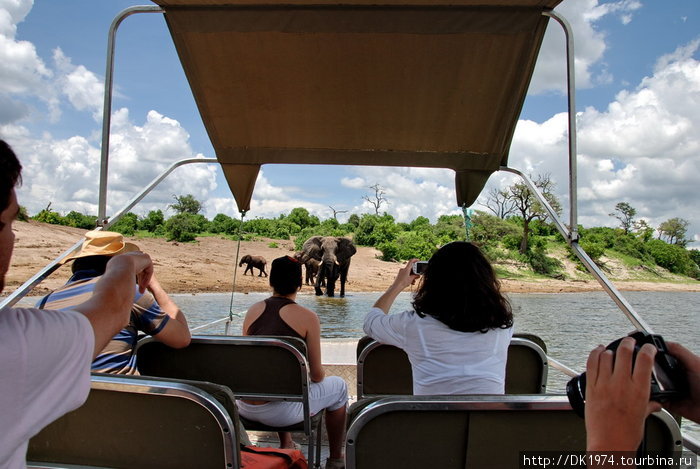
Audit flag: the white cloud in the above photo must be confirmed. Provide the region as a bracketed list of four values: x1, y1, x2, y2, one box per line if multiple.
[485, 40, 700, 244]
[7, 108, 218, 220]
[53, 48, 104, 120]
[531, 0, 642, 94]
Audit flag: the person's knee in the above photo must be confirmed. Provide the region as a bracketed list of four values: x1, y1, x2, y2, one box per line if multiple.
[324, 376, 348, 409]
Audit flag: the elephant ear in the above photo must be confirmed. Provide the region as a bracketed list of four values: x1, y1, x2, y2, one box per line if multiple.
[302, 236, 323, 261]
[336, 237, 357, 263]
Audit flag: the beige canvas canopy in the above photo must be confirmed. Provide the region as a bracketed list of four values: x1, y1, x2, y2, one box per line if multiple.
[152, 0, 563, 212]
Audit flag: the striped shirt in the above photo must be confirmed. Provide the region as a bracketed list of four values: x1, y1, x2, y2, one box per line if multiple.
[38, 271, 170, 375]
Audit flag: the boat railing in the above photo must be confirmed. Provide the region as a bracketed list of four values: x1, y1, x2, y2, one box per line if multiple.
[0, 157, 218, 310]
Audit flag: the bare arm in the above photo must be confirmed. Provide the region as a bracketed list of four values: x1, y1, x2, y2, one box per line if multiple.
[148, 274, 191, 348]
[373, 259, 418, 314]
[304, 312, 325, 382]
[71, 252, 153, 358]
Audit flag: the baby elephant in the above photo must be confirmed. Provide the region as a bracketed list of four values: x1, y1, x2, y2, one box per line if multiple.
[239, 254, 268, 277]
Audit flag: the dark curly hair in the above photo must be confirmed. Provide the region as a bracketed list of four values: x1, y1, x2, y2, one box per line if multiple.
[412, 241, 513, 333]
[0, 140, 23, 229]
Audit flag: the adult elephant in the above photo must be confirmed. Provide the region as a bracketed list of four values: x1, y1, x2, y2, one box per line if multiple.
[239, 254, 268, 277]
[301, 236, 356, 297]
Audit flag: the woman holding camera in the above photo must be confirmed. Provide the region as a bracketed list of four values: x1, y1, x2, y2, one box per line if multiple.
[363, 241, 514, 395]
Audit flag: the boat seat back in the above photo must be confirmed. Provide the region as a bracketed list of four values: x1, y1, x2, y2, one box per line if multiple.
[27, 374, 239, 469]
[136, 335, 322, 467]
[356, 333, 548, 397]
[345, 395, 682, 469]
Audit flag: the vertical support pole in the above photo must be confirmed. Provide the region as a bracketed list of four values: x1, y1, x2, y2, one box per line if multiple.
[543, 11, 578, 242]
[98, 6, 163, 227]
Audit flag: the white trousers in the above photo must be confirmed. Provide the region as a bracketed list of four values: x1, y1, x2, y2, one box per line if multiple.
[237, 376, 348, 427]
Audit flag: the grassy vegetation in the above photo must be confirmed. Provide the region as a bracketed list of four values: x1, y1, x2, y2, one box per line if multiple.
[27, 205, 699, 283]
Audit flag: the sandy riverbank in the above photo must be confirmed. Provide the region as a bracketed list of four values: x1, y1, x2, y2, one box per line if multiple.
[4, 220, 699, 297]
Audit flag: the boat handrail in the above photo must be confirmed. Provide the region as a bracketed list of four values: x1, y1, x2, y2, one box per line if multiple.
[0, 157, 219, 310]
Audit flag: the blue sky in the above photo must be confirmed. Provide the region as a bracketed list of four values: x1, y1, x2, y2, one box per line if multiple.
[1, 0, 699, 245]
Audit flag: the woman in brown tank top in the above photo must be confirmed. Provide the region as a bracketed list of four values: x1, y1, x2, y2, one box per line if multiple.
[240, 256, 348, 469]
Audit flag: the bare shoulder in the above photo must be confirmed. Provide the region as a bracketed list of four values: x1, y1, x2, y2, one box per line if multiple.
[282, 302, 320, 325]
[243, 300, 266, 321]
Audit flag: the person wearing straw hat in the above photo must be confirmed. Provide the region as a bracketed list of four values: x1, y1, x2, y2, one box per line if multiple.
[0, 140, 155, 468]
[37, 230, 191, 375]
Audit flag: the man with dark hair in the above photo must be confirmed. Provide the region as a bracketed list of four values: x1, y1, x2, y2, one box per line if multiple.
[38, 230, 191, 374]
[0, 139, 155, 468]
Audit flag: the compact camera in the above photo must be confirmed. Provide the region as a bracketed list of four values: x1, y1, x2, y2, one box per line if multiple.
[566, 331, 688, 417]
[412, 261, 429, 275]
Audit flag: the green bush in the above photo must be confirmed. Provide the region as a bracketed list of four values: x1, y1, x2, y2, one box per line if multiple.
[579, 239, 605, 263]
[528, 246, 562, 277]
[18, 206, 29, 222]
[139, 210, 165, 233]
[470, 211, 520, 246]
[647, 239, 697, 277]
[165, 213, 201, 242]
[378, 230, 438, 261]
[109, 212, 139, 236]
[354, 214, 398, 247]
[33, 209, 63, 225]
[63, 211, 97, 229]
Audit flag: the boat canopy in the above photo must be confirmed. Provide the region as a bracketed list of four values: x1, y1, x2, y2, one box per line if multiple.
[151, 0, 563, 212]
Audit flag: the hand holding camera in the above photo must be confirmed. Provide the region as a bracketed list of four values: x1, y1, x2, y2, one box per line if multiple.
[567, 331, 688, 418]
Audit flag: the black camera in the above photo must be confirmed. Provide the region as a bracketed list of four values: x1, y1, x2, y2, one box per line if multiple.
[566, 331, 688, 417]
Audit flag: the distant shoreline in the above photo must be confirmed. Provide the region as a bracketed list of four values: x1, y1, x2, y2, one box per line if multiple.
[5, 220, 699, 298]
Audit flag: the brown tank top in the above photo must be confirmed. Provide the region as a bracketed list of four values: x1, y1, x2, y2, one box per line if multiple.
[246, 296, 304, 340]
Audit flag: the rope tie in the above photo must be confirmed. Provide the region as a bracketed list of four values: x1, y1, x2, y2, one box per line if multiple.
[228, 210, 247, 323]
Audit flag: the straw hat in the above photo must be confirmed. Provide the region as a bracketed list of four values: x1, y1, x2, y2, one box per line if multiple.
[60, 230, 140, 264]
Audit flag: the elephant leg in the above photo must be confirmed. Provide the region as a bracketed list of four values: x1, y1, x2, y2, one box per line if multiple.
[243, 265, 251, 276]
[262, 266, 268, 277]
[339, 262, 350, 297]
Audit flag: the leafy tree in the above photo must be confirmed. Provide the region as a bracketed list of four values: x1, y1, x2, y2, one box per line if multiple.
[433, 214, 466, 243]
[347, 214, 360, 228]
[657, 217, 689, 246]
[470, 211, 520, 246]
[139, 209, 165, 233]
[379, 230, 438, 261]
[609, 202, 636, 234]
[209, 213, 240, 235]
[504, 173, 561, 254]
[362, 183, 388, 215]
[165, 213, 202, 242]
[633, 219, 654, 242]
[110, 212, 139, 236]
[170, 194, 202, 215]
[64, 210, 97, 229]
[286, 207, 320, 230]
[689, 249, 700, 269]
[354, 213, 398, 246]
[485, 187, 516, 219]
[408, 216, 431, 232]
